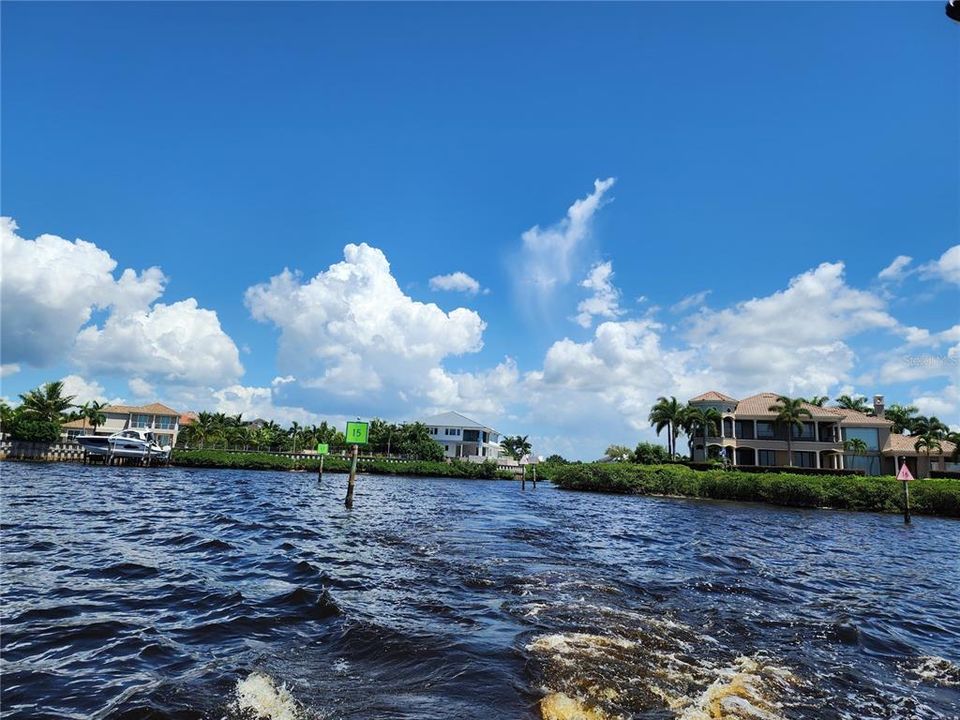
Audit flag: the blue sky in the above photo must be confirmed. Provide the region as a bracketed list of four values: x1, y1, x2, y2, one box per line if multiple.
[2, 2, 957, 458]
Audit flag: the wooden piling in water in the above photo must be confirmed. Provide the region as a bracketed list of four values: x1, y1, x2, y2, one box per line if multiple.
[345, 444, 359, 509]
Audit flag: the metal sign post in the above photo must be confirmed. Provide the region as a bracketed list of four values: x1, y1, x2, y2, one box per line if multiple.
[344, 421, 368, 509]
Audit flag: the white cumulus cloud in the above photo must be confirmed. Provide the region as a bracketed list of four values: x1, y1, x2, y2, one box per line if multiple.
[685, 262, 899, 396]
[0, 217, 243, 388]
[919, 245, 960, 286]
[74, 299, 243, 386]
[245, 243, 486, 407]
[429, 272, 482, 295]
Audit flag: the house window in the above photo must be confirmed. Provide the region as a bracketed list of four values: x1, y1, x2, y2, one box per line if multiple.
[842, 427, 879, 451]
[131, 414, 151, 428]
[735, 421, 755, 440]
[756, 422, 776, 439]
[758, 450, 777, 466]
[791, 422, 816, 440]
[155, 416, 175, 430]
[793, 451, 816, 468]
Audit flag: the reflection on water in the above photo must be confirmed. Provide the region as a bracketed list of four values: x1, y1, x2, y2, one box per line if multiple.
[0, 464, 957, 719]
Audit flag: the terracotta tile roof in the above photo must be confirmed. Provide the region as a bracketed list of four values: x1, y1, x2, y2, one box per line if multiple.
[102, 403, 179, 416]
[733, 393, 840, 420]
[831, 408, 893, 427]
[61, 418, 91, 429]
[689, 391, 738, 403]
[882, 434, 957, 457]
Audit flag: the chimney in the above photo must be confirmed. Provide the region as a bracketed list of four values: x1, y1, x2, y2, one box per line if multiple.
[873, 395, 885, 418]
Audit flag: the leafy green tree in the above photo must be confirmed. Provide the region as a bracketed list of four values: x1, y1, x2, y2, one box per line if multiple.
[632, 442, 669, 465]
[648, 396, 684, 458]
[604, 444, 633, 462]
[883, 404, 919, 435]
[544, 454, 568, 464]
[834, 394, 872, 414]
[769, 396, 813, 467]
[8, 415, 61, 443]
[18, 381, 76, 423]
[393, 422, 444, 461]
[946, 432, 960, 462]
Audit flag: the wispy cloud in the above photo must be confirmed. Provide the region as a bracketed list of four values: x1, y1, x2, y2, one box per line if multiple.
[671, 290, 711, 314]
[877, 255, 913, 282]
[514, 178, 615, 308]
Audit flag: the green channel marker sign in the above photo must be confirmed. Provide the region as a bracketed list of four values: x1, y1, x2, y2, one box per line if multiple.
[345, 421, 369, 445]
[316, 443, 329, 455]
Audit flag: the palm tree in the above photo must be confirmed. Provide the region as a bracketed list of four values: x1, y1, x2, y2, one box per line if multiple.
[769, 396, 813, 467]
[805, 396, 829, 407]
[288, 421, 303, 453]
[0, 400, 14, 436]
[883, 404, 919, 435]
[649, 396, 684, 458]
[946, 432, 960, 462]
[85, 401, 107, 433]
[501, 435, 532, 462]
[834, 394, 872, 414]
[682, 407, 721, 461]
[914, 434, 944, 475]
[843, 437, 871, 473]
[18, 381, 76, 422]
[912, 416, 948, 439]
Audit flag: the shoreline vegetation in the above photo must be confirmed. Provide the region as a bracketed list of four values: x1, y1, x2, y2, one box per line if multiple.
[540, 462, 960, 518]
[171, 449, 515, 479]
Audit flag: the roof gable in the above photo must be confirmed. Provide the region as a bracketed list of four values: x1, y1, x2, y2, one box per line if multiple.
[689, 391, 738, 403]
[420, 411, 497, 432]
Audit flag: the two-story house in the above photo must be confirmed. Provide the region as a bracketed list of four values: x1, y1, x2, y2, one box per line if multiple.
[62, 403, 181, 448]
[421, 411, 502, 461]
[687, 392, 955, 477]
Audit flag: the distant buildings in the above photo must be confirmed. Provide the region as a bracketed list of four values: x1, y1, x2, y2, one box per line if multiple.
[421, 411, 502, 461]
[62, 403, 181, 448]
[687, 392, 957, 478]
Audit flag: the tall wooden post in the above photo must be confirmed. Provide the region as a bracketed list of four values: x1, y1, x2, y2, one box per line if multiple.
[345, 443, 358, 509]
[317, 454, 324, 482]
[521, 464, 525, 490]
[532, 465, 537, 487]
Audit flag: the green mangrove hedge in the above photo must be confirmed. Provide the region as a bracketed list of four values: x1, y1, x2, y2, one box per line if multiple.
[171, 449, 513, 479]
[548, 463, 960, 518]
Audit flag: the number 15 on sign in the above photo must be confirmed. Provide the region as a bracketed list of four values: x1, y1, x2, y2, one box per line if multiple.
[345, 421, 368, 445]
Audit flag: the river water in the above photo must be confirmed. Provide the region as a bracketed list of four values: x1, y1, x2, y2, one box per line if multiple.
[1, 464, 958, 720]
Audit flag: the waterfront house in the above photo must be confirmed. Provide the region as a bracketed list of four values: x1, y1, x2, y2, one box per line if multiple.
[687, 392, 956, 477]
[421, 411, 502, 461]
[62, 403, 181, 448]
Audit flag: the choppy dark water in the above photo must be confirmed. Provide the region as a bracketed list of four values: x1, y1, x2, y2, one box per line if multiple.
[1, 464, 958, 720]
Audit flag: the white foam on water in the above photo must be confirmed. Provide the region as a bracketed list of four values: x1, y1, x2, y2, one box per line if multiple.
[908, 655, 960, 688]
[676, 656, 791, 720]
[235, 672, 303, 720]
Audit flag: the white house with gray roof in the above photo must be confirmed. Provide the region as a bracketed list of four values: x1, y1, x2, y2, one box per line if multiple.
[421, 411, 502, 461]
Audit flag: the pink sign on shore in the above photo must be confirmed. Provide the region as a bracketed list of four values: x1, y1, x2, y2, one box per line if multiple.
[897, 463, 914, 482]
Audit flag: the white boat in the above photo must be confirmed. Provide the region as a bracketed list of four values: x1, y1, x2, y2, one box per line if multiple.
[76, 429, 172, 459]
